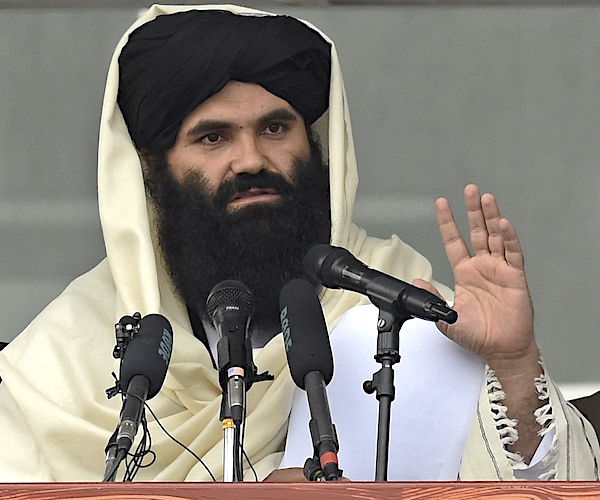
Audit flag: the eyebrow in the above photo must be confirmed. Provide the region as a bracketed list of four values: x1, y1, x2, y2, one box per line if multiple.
[185, 107, 300, 138]
[257, 108, 299, 127]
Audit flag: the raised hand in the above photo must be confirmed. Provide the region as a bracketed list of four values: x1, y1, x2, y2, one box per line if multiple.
[416, 184, 543, 461]
[433, 184, 537, 369]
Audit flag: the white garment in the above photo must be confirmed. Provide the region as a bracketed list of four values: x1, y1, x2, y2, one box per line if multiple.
[282, 305, 485, 480]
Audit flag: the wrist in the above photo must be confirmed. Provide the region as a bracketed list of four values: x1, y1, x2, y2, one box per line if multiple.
[484, 341, 542, 382]
[485, 360, 554, 467]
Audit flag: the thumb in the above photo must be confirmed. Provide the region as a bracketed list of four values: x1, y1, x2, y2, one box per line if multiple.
[412, 278, 442, 299]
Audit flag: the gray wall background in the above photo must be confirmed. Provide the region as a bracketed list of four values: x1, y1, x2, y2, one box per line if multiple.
[1, 4, 599, 390]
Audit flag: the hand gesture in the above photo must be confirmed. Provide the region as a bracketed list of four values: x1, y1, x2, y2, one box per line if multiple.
[416, 184, 544, 460]
[418, 184, 537, 370]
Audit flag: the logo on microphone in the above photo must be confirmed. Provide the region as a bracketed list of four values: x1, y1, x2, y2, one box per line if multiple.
[280, 306, 292, 352]
[158, 328, 173, 365]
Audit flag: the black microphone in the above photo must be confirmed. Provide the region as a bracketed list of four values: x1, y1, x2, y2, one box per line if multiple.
[206, 280, 254, 424]
[116, 313, 173, 454]
[304, 244, 458, 324]
[280, 278, 341, 481]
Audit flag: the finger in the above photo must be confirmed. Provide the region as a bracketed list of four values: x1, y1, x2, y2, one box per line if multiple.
[412, 278, 442, 300]
[412, 279, 449, 335]
[499, 218, 525, 271]
[464, 184, 490, 256]
[435, 196, 471, 268]
[481, 192, 505, 258]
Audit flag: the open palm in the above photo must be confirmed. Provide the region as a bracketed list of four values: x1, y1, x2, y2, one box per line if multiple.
[433, 185, 535, 366]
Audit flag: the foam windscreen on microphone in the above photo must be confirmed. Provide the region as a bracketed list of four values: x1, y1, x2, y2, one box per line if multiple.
[119, 313, 173, 399]
[279, 279, 333, 389]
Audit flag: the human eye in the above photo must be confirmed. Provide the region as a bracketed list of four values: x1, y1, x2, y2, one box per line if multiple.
[263, 122, 289, 136]
[198, 132, 223, 145]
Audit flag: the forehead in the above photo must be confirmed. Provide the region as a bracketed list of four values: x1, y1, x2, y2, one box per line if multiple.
[179, 81, 304, 131]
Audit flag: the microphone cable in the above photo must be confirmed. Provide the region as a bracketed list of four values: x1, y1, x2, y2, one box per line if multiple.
[103, 385, 156, 482]
[144, 399, 258, 482]
[122, 411, 155, 481]
[105, 368, 217, 481]
[239, 401, 259, 481]
[128, 397, 260, 481]
[143, 402, 217, 481]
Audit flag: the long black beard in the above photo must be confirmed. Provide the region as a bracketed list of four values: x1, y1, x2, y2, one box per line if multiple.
[145, 137, 331, 336]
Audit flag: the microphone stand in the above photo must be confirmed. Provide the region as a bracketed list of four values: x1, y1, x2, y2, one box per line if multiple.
[363, 308, 409, 481]
[220, 389, 242, 482]
[220, 361, 273, 481]
[102, 428, 119, 482]
[217, 333, 246, 482]
[218, 337, 255, 482]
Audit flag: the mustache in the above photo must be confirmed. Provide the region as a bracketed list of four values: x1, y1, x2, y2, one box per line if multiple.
[212, 170, 296, 209]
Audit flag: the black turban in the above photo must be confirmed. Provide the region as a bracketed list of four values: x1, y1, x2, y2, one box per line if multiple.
[118, 10, 331, 153]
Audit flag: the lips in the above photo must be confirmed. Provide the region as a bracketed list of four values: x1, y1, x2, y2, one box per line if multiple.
[228, 187, 281, 207]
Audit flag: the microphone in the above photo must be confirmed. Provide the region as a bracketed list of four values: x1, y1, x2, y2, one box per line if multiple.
[206, 280, 254, 424]
[116, 313, 173, 453]
[304, 244, 458, 324]
[280, 278, 341, 481]
[103, 313, 173, 481]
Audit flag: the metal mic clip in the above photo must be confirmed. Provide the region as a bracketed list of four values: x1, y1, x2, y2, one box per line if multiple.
[113, 312, 142, 359]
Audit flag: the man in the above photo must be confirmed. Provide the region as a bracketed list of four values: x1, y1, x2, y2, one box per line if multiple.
[0, 4, 597, 482]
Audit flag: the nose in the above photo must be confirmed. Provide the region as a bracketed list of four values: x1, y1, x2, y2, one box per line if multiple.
[230, 134, 267, 175]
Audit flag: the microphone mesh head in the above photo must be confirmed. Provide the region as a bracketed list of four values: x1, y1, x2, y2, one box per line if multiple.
[206, 280, 254, 319]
